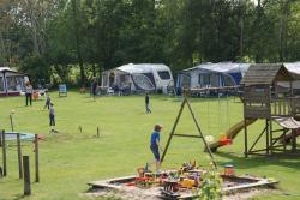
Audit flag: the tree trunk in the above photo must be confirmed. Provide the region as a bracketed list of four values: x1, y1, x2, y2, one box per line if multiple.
[71, 0, 85, 86]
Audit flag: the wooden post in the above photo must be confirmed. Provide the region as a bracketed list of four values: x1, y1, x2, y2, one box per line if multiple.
[35, 134, 39, 182]
[97, 127, 100, 138]
[23, 156, 31, 195]
[265, 120, 270, 155]
[292, 129, 296, 152]
[269, 120, 273, 152]
[10, 114, 14, 132]
[1, 129, 7, 176]
[17, 133, 23, 179]
[244, 119, 248, 158]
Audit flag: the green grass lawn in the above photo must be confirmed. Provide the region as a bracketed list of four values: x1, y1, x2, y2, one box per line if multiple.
[0, 92, 300, 200]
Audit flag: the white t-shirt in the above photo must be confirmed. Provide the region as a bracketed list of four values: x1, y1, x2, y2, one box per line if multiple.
[25, 85, 32, 93]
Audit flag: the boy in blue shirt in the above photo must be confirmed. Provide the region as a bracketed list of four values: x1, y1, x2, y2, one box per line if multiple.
[150, 124, 163, 173]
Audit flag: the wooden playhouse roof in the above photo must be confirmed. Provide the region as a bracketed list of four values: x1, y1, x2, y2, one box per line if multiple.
[240, 63, 292, 85]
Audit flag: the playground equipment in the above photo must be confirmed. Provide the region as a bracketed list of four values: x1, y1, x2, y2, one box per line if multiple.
[0, 130, 40, 182]
[160, 92, 217, 169]
[207, 119, 257, 152]
[206, 64, 300, 155]
[4, 132, 36, 141]
[240, 64, 300, 156]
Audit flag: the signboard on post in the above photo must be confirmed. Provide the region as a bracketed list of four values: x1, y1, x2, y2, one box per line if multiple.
[59, 84, 67, 97]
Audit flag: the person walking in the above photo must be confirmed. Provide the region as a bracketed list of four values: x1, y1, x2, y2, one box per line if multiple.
[145, 92, 151, 114]
[44, 94, 51, 109]
[49, 102, 56, 133]
[25, 81, 32, 106]
[91, 77, 98, 100]
[150, 124, 163, 173]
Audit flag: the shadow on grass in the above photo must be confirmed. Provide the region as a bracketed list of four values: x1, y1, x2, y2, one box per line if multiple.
[15, 106, 31, 109]
[13, 194, 31, 200]
[214, 151, 300, 170]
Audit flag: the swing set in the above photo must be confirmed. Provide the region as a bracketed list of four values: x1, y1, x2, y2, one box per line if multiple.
[161, 92, 217, 169]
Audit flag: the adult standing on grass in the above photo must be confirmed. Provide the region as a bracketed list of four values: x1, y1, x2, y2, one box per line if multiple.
[145, 92, 151, 114]
[25, 81, 32, 106]
[49, 102, 56, 133]
[150, 124, 163, 173]
[91, 77, 98, 100]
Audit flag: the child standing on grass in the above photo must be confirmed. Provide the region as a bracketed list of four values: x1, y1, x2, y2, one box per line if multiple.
[44, 94, 50, 109]
[145, 92, 151, 114]
[49, 102, 56, 133]
[150, 124, 163, 173]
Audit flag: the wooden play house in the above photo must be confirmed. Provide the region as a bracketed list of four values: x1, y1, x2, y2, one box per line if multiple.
[240, 63, 300, 157]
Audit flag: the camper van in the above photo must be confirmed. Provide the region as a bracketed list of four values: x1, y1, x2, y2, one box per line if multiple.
[102, 63, 174, 94]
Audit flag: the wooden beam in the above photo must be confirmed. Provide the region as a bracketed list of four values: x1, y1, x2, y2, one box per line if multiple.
[173, 134, 203, 138]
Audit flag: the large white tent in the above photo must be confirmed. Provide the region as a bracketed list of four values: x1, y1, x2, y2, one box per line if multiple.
[176, 61, 300, 96]
[176, 62, 252, 91]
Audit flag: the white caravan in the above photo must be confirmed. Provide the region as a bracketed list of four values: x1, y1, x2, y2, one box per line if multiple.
[102, 63, 174, 93]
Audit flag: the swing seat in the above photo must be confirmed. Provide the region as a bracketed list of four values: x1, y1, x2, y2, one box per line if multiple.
[218, 138, 232, 146]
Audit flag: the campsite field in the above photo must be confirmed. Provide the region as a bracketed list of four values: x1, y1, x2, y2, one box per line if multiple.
[0, 91, 299, 200]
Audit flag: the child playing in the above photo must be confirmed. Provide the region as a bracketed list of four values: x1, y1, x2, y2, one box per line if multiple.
[49, 102, 56, 133]
[150, 124, 163, 173]
[44, 94, 50, 109]
[145, 92, 151, 114]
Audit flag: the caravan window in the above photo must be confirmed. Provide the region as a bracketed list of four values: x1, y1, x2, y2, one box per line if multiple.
[109, 73, 115, 87]
[157, 71, 170, 80]
[120, 74, 131, 85]
[102, 73, 108, 87]
[199, 73, 210, 87]
[181, 74, 191, 88]
[142, 73, 156, 86]
[223, 74, 235, 86]
[120, 74, 126, 82]
[16, 76, 24, 91]
[6, 77, 17, 91]
[210, 73, 219, 87]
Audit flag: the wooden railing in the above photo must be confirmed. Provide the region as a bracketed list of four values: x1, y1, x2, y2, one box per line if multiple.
[272, 96, 300, 116]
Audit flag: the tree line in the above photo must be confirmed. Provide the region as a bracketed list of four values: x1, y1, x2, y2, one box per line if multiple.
[0, 0, 299, 86]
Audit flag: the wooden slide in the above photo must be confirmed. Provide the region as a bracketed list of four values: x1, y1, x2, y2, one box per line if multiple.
[206, 119, 257, 152]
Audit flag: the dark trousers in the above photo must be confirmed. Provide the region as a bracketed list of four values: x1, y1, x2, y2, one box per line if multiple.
[45, 101, 50, 109]
[49, 114, 55, 126]
[145, 103, 151, 113]
[25, 93, 32, 106]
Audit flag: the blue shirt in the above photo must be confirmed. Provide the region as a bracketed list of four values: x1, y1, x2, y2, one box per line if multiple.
[150, 131, 160, 146]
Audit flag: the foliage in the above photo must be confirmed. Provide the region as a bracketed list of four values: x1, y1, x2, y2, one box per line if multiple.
[0, 0, 300, 77]
[200, 167, 222, 200]
[19, 54, 50, 85]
